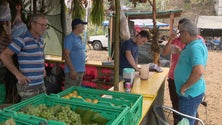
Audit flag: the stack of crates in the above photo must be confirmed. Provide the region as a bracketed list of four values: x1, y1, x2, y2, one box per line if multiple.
[4, 94, 129, 125]
[53, 86, 143, 125]
[0, 110, 43, 125]
[2, 86, 143, 125]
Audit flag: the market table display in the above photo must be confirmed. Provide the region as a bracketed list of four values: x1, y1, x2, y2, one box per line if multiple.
[115, 67, 169, 125]
[31, 55, 168, 125]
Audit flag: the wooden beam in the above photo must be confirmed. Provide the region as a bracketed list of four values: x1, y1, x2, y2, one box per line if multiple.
[114, 0, 120, 91]
[169, 12, 175, 35]
[148, 0, 153, 7]
[33, 0, 37, 14]
[152, 0, 160, 65]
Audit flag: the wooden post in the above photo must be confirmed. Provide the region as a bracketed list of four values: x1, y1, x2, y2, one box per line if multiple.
[169, 12, 174, 36]
[114, 0, 120, 91]
[151, 0, 160, 65]
[109, 14, 113, 57]
[33, 0, 37, 14]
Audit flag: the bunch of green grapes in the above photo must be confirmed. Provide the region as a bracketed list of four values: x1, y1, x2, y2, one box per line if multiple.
[20, 104, 81, 125]
[56, 105, 81, 125]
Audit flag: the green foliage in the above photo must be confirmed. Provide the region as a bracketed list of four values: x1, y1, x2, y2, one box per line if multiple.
[183, 2, 191, 10]
[88, 24, 108, 36]
[71, 0, 86, 19]
[122, 0, 169, 11]
[90, 0, 105, 26]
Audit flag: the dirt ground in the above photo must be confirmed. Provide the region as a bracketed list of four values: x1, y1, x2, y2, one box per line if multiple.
[86, 49, 222, 125]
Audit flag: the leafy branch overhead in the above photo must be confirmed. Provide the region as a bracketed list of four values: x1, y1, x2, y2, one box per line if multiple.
[69, 0, 104, 26]
[90, 0, 105, 26]
[71, 0, 86, 19]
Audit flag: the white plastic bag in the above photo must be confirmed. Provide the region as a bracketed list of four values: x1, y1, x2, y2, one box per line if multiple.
[120, 11, 130, 41]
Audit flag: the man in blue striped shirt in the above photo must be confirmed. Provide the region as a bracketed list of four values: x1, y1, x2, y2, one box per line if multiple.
[0, 13, 48, 100]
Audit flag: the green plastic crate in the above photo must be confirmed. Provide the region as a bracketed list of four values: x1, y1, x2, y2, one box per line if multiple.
[0, 110, 54, 125]
[0, 83, 6, 104]
[53, 86, 143, 125]
[0, 110, 27, 125]
[4, 94, 129, 125]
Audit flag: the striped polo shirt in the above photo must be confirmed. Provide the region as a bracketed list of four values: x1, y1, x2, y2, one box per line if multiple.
[8, 31, 45, 86]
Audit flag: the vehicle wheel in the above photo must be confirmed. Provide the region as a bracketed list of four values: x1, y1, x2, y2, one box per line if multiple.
[92, 41, 102, 50]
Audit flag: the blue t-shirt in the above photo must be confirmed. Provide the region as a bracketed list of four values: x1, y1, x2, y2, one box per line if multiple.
[64, 32, 86, 73]
[174, 39, 208, 97]
[213, 39, 220, 45]
[8, 31, 45, 86]
[119, 39, 138, 76]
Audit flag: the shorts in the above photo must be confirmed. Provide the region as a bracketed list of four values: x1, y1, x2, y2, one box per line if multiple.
[16, 83, 46, 101]
[65, 72, 84, 89]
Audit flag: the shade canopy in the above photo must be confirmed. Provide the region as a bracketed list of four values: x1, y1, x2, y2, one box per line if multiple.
[124, 10, 183, 19]
[130, 19, 169, 28]
[197, 16, 222, 36]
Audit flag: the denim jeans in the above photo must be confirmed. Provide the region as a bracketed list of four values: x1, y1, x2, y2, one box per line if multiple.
[178, 93, 204, 125]
[167, 78, 179, 125]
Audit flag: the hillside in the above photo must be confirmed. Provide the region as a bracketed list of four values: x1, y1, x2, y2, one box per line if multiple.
[167, 0, 215, 24]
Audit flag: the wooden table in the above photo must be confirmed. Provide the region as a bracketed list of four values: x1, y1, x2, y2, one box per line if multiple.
[44, 55, 113, 68]
[117, 67, 169, 125]
[44, 55, 114, 89]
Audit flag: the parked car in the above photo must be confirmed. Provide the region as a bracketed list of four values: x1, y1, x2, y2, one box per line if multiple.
[88, 35, 108, 50]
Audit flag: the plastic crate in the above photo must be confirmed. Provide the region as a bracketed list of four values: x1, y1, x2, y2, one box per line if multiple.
[0, 110, 54, 125]
[0, 110, 26, 125]
[4, 94, 129, 125]
[53, 86, 143, 125]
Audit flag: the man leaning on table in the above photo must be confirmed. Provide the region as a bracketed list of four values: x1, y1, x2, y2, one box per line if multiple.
[119, 30, 150, 77]
[174, 20, 208, 125]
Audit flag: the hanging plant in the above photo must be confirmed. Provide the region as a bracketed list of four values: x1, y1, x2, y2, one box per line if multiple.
[90, 0, 105, 26]
[71, 0, 85, 19]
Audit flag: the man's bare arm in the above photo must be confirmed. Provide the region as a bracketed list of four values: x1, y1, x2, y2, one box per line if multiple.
[125, 51, 140, 71]
[0, 48, 30, 84]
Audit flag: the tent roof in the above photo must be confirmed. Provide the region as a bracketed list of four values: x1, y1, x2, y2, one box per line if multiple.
[197, 16, 222, 29]
[197, 16, 222, 36]
[130, 19, 169, 28]
[124, 9, 183, 19]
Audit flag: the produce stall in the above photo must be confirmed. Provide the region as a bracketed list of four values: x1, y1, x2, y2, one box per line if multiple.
[44, 55, 169, 125]
[0, 55, 168, 125]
